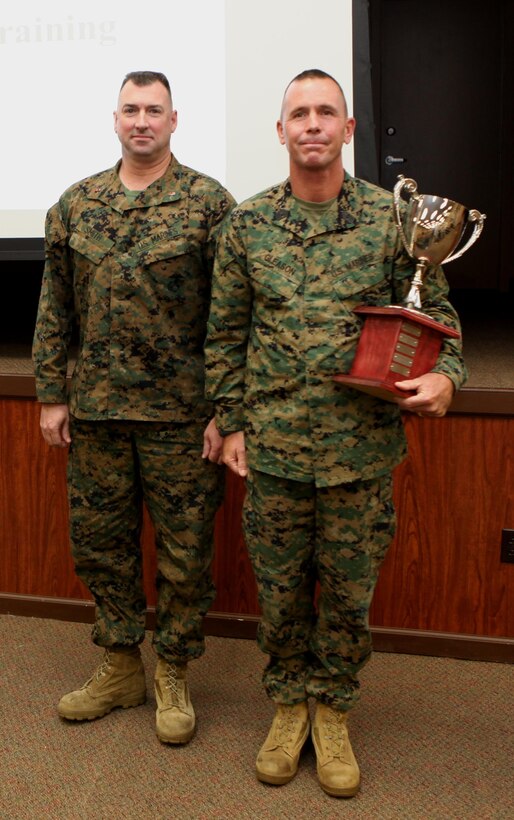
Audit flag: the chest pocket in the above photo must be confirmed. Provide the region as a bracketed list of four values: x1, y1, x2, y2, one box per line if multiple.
[331, 259, 389, 303]
[140, 235, 191, 266]
[251, 262, 303, 304]
[69, 231, 114, 265]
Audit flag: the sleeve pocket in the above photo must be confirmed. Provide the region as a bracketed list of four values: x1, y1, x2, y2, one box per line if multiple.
[45, 205, 67, 247]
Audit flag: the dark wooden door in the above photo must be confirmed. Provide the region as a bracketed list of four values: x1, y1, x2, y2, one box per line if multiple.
[372, 0, 511, 291]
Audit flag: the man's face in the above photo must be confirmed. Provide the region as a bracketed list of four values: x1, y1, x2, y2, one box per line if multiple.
[113, 80, 177, 161]
[277, 77, 355, 172]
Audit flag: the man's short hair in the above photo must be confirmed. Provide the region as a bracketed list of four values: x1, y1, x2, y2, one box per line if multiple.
[120, 71, 172, 105]
[281, 68, 348, 118]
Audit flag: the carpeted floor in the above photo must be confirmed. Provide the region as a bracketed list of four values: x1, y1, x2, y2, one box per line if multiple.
[0, 615, 513, 820]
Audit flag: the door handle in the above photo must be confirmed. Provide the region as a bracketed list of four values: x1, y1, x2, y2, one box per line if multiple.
[385, 155, 406, 166]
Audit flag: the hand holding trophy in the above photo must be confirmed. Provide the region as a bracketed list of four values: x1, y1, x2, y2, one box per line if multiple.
[334, 175, 486, 400]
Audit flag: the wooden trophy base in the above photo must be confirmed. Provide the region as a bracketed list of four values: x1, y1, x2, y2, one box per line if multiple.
[333, 306, 460, 401]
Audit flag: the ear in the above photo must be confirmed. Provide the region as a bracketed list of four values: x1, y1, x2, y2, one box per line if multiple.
[344, 117, 356, 145]
[276, 119, 286, 146]
[170, 110, 178, 134]
[113, 111, 118, 133]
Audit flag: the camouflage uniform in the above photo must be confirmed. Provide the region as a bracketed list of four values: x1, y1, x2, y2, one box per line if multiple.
[33, 157, 235, 661]
[205, 175, 465, 708]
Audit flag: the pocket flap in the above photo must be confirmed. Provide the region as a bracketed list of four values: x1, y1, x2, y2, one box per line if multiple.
[69, 230, 114, 265]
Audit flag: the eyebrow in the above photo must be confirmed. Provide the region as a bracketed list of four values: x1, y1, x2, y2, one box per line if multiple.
[121, 103, 165, 111]
[289, 103, 339, 115]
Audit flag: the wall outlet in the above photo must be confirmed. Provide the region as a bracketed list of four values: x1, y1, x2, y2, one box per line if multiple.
[500, 529, 514, 564]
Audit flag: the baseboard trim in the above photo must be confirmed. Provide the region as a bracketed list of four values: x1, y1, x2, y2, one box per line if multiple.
[369, 625, 514, 663]
[1, 593, 512, 663]
[0, 593, 97, 623]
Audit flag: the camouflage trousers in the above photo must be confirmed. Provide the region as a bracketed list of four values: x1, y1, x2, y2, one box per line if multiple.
[243, 469, 396, 712]
[67, 417, 224, 662]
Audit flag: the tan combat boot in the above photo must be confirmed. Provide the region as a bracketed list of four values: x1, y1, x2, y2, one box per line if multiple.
[256, 702, 310, 785]
[155, 659, 195, 744]
[57, 647, 146, 721]
[311, 702, 360, 797]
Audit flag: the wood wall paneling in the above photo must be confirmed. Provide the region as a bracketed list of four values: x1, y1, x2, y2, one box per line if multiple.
[0, 397, 258, 615]
[371, 414, 514, 638]
[1, 397, 513, 642]
[0, 398, 88, 601]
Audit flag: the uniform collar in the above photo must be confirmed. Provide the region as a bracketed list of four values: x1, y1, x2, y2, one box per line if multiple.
[87, 156, 183, 213]
[271, 174, 359, 237]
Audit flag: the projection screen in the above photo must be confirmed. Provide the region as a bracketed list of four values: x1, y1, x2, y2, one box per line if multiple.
[0, 0, 353, 246]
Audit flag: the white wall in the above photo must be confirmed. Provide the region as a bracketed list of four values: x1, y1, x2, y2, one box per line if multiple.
[225, 0, 353, 203]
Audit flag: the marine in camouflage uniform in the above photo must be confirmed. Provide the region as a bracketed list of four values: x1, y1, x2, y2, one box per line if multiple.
[33, 71, 235, 742]
[204, 69, 466, 794]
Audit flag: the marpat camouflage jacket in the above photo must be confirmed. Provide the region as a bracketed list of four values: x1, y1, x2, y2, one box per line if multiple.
[204, 175, 466, 486]
[33, 158, 235, 421]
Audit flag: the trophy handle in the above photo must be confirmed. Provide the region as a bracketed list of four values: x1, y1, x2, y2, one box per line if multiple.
[393, 175, 419, 256]
[443, 209, 487, 264]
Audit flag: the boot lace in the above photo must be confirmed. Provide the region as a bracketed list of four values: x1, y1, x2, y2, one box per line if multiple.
[272, 706, 303, 748]
[164, 664, 184, 708]
[82, 650, 113, 687]
[320, 710, 350, 760]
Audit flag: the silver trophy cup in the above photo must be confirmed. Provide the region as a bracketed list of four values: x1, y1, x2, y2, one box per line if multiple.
[393, 175, 486, 309]
[333, 175, 486, 400]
